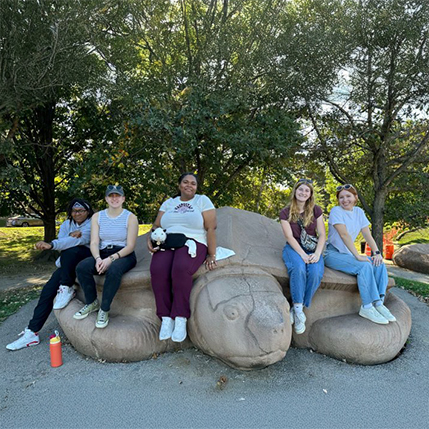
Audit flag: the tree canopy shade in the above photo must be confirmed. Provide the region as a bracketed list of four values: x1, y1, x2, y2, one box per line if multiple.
[0, 0, 109, 240]
[307, 0, 429, 247]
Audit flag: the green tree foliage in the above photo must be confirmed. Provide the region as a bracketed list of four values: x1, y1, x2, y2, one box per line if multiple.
[307, 0, 429, 247]
[0, 0, 109, 240]
[76, 0, 346, 221]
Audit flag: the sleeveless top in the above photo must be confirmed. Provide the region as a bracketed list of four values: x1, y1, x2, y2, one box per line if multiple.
[98, 209, 131, 249]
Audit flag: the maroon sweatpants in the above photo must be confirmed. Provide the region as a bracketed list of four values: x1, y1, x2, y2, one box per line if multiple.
[150, 242, 208, 319]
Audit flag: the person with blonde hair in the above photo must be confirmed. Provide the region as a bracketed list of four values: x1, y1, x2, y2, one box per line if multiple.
[280, 179, 326, 334]
[324, 184, 396, 324]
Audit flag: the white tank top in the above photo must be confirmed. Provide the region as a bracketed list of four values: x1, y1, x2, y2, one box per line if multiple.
[98, 209, 131, 249]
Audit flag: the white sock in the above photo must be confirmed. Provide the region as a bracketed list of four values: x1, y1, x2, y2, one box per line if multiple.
[363, 303, 373, 309]
[293, 303, 303, 313]
[374, 300, 383, 307]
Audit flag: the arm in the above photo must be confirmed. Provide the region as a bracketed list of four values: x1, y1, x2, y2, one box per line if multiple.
[52, 220, 91, 250]
[361, 226, 383, 266]
[202, 209, 217, 270]
[97, 214, 139, 274]
[89, 214, 104, 274]
[333, 223, 368, 262]
[308, 215, 326, 264]
[280, 220, 310, 264]
[147, 211, 164, 253]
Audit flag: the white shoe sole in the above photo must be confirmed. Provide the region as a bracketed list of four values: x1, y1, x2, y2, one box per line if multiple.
[6, 340, 40, 351]
[359, 310, 389, 325]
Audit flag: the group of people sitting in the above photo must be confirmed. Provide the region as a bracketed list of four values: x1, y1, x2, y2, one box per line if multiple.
[6, 175, 396, 352]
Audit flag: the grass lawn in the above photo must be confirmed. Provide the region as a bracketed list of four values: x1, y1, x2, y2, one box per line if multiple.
[0, 225, 151, 277]
[391, 276, 429, 304]
[396, 227, 429, 246]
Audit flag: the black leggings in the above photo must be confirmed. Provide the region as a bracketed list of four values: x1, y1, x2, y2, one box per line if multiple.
[28, 246, 91, 332]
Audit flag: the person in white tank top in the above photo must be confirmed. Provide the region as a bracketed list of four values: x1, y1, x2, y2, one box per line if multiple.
[74, 185, 139, 329]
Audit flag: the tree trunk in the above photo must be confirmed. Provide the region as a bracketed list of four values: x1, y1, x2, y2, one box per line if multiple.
[371, 189, 387, 252]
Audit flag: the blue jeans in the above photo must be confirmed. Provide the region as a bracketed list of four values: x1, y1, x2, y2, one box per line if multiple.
[324, 244, 388, 305]
[282, 244, 324, 307]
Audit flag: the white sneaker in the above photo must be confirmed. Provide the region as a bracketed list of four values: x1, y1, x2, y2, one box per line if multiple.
[171, 317, 187, 342]
[359, 306, 389, 324]
[53, 285, 75, 310]
[95, 309, 109, 329]
[6, 328, 40, 351]
[293, 311, 306, 335]
[159, 317, 175, 341]
[375, 304, 397, 322]
[289, 308, 294, 325]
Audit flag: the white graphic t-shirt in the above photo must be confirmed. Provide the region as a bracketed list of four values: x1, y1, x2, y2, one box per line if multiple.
[159, 194, 215, 246]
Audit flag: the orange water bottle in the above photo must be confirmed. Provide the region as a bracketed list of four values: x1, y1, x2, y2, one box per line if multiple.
[50, 330, 63, 368]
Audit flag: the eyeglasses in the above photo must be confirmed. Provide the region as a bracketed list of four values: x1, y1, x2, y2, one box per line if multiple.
[336, 184, 355, 191]
[72, 209, 87, 214]
[297, 178, 313, 184]
[107, 185, 123, 192]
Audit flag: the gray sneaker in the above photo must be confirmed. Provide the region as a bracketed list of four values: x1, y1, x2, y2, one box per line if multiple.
[95, 309, 109, 329]
[73, 300, 100, 320]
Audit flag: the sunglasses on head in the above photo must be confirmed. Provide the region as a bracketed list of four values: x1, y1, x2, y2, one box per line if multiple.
[297, 178, 313, 184]
[336, 184, 354, 191]
[107, 185, 123, 191]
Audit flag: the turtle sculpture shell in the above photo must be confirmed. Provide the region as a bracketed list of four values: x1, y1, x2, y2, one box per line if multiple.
[56, 207, 411, 370]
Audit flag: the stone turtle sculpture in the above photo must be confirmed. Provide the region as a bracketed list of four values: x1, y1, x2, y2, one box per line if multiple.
[393, 244, 429, 275]
[55, 207, 411, 370]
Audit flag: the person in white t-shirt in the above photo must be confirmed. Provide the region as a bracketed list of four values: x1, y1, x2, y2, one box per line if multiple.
[324, 184, 397, 325]
[147, 173, 217, 343]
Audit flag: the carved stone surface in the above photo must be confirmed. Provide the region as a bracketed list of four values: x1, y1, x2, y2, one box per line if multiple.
[393, 244, 429, 275]
[55, 207, 412, 369]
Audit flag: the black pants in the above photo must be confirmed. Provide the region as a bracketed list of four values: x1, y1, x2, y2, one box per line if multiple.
[76, 246, 137, 312]
[28, 246, 92, 332]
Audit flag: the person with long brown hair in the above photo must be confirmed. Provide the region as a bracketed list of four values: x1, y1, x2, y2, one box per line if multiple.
[280, 179, 326, 335]
[324, 184, 396, 324]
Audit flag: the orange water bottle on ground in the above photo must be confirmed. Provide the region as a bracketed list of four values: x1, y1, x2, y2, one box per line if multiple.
[50, 330, 63, 367]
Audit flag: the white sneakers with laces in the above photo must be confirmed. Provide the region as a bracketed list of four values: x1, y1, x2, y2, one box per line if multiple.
[359, 306, 389, 324]
[293, 311, 307, 335]
[171, 317, 187, 342]
[6, 328, 40, 351]
[375, 304, 397, 322]
[53, 285, 75, 310]
[159, 317, 175, 341]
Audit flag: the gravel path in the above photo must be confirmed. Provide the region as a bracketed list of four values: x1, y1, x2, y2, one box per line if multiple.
[0, 287, 428, 429]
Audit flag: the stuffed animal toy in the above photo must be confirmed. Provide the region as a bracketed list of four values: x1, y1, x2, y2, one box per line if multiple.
[151, 228, 167, 247]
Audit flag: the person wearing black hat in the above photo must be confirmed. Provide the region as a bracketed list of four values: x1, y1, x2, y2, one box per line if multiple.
[6, 198, 94, 351]
[73, 185, 138, 329]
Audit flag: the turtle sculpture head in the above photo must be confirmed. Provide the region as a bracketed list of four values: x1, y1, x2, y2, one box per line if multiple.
[188, 267, 292, 370]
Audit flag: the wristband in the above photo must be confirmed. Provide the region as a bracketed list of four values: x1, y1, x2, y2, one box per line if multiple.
[116, 252, 121, 259]
[95, 256, 101, 260]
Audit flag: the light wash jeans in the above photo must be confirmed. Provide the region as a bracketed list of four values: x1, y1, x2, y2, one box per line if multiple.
[324, 244, 388, 305]
[282, 244, 324, 307]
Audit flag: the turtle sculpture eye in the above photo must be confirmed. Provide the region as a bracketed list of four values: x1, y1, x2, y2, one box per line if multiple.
[223, 304, 240, 320]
